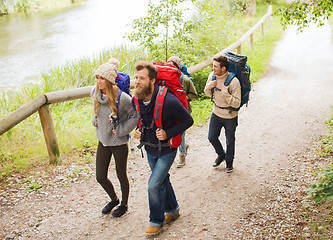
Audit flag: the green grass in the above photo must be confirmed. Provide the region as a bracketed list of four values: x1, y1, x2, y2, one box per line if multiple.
[0, 3, 284, 187]
[243, 16, 285, 83]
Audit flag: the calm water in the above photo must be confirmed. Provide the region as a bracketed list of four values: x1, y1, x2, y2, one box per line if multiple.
[0, 0, 147, 93]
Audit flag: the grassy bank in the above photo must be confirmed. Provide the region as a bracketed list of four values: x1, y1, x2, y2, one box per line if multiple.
[0, 3, 284, 186]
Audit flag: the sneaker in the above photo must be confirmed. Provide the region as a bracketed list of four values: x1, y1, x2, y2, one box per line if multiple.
[165, 213, 180, 224]
[213, 156, 225, 167]
[226, 167, 233, 173]
[112, 205, 128, 218]
[102, 199, 119, 214]
[177, 155, 186, 168]
[145, 225, 164, 235]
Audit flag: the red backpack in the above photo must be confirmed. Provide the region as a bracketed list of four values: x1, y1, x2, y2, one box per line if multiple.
[133, 62, 187, 150]
[153, 62, 188, 110]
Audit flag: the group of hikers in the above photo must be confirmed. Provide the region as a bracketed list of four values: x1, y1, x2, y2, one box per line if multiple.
[91, 55, 241, 235]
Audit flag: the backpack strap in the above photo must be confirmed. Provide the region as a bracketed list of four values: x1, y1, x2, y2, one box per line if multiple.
[133, 96, 145, 150]
[211, 73, 239, 113]
[154, 86, 168, 153]
[180, 73, 184, 84]
[111, 90, 122, 124]
[133, 91, 170, 153]
[224, 72, 236, 86]
[154, 86, 167, 129]
[133, 96, 143, 128]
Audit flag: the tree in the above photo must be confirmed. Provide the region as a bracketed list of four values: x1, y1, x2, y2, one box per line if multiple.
[125, 0, 195, 61]
[275, 0, 332, 31]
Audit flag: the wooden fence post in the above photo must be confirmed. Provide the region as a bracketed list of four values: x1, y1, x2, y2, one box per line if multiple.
[250, 33, 254, 48]
[38, 104, 61, 164]
[237, 45, 242, 54]
[261, 22, 264, 36]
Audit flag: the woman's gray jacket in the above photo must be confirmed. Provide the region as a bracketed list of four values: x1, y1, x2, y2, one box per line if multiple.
[91, 89, 137, 146]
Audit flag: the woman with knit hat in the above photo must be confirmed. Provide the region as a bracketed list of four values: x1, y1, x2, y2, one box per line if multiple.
[91, 58, 137, 217]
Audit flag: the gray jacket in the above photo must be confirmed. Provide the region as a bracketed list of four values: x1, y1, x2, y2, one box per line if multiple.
[91, 89, 137, 146]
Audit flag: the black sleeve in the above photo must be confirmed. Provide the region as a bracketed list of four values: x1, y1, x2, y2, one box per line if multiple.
[163, 94, 194, 139]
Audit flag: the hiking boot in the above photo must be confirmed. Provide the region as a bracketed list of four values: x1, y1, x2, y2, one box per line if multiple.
[213, 156, 225, 167]
[145, 225, 164, 235]
[165, 213, 180, 224]
[102, 199, 119, 214]
[112, 205, 128, 218]
[177, 155, 186, 168]
[226, 167, 233, 173]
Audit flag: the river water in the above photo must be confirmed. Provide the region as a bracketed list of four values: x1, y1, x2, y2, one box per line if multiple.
[0, 0, 147, 93]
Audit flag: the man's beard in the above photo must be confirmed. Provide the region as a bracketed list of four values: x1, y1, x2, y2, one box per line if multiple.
[135, 82, 153, 100]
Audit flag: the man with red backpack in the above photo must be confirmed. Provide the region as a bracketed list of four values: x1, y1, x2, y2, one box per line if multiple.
[167, 56, 197, 168]
[132, 61, 193, 235]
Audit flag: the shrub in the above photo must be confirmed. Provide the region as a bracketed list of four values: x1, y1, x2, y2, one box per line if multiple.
[308, 108, 333, 203]
[309, 162, 333, 203]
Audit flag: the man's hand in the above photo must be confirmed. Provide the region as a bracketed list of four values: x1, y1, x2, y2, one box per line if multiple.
[156, 128, 167, 140]
[134, 128, 142, 139]
[209, 80, 217, 89]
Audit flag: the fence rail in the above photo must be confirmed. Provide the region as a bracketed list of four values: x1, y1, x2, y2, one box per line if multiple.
[0, 5, 273, 164]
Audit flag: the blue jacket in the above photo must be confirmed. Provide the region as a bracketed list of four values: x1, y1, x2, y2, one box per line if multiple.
[132, 84, 194, 157]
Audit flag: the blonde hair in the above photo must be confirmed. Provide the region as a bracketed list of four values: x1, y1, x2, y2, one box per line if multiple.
[93, 80, 119, 118]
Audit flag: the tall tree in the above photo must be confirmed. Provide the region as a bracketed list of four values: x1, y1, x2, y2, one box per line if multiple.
[276, 0, 332, 31]
[126, 0, 195, 61]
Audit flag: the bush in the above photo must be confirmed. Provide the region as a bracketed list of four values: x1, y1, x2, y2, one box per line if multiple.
[309, 108, 333, 203]
[309, 162, 333, 203]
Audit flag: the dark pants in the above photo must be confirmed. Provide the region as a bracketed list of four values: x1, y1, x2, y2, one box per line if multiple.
[208, 113, 238, 167]
[96, 142, 129, 206]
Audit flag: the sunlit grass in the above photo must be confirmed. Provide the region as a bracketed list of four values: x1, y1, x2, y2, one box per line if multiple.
[191, 99, 213, 127]
[243, 17, 284, 83]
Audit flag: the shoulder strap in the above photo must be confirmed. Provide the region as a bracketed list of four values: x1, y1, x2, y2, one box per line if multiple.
[154, 86, 168, 154]
[211, 74, 239, 112]
[224, 72, 236, 86]
[180, 73, 184, 84]
[133, 96, 142, 128]
[154, 86, 168, 129]
[112, 90, 122, 123]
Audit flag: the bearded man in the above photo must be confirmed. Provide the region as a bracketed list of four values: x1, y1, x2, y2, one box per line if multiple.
[132, 61, 193, 235]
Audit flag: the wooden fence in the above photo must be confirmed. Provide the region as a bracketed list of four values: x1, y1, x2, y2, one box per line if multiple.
[0, 5, 272, 164]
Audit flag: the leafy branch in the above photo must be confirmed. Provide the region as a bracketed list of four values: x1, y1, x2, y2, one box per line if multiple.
[125, 0, 196, 61]
[275, 0, 333, 31]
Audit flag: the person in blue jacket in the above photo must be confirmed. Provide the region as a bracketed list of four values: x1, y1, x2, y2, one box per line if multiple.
[132, 61, 193, 235]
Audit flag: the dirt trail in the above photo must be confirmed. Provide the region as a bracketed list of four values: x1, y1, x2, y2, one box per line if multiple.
[1, 23, 333, 239]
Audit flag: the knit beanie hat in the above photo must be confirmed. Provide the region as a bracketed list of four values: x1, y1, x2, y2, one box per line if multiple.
[94, 61, 118, 84]
[108, 57, 120, 69]
[167, 56, 181, 69]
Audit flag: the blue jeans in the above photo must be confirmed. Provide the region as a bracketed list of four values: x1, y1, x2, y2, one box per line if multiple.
[147, 151, 179, 228]
[178, 131, 186, 155]
[208, 113, 238, 166]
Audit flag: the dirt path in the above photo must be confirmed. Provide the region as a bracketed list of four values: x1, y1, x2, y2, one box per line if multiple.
[1, 23, 333, 239]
